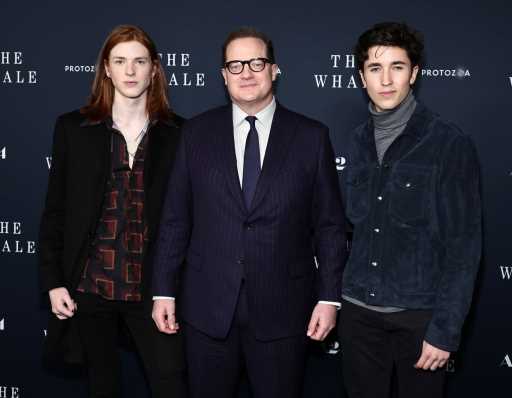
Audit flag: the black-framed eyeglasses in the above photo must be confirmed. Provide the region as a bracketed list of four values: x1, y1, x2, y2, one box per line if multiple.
[224, 58, 272, 74]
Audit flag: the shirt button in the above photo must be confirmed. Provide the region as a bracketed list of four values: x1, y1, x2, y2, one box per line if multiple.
[371, 261, 378, 267]
[377, 196, 383, 201]
[374, 228, 380, 233]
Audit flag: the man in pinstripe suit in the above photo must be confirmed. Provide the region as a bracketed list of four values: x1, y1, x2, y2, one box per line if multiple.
[151, 27, 347, 398]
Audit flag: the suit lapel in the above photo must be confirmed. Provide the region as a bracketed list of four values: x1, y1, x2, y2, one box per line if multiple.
[86, 124, 110, 234]
[215, 106, 247, 213]
[249, 104, 296, 213]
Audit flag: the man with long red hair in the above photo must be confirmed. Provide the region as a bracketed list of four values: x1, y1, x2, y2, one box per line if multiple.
[39, 25, 187, 397]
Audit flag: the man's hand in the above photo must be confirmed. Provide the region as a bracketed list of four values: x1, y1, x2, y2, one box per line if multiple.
[152, 299, 180, 334]
[414, 341, 450, 371]
[48, 287, 77, 320]
[306, 302, 337, 341]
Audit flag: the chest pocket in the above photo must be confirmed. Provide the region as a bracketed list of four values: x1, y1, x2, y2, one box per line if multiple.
[389, 169, 431, 226]
[344, 167, 371, 223]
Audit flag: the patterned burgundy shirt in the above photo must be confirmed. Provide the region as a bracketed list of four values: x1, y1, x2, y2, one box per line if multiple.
[77, 123, 149, 301]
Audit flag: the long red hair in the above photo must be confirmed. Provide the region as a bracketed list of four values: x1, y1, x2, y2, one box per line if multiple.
[81, 25, 172, 122]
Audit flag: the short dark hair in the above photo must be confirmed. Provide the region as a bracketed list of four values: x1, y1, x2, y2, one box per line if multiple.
[354, 22, 424, 70]
[222, 27, 275, 65]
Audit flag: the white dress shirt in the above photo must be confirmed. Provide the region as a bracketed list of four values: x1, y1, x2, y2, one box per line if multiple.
[154, 97, 340, 308]
[232, 97, 276, 186]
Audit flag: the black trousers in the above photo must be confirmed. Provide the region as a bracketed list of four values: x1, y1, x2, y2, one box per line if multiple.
[75, 292, 187, 398]
[339, 299, 446, 398]
[185, 284, 307, 398]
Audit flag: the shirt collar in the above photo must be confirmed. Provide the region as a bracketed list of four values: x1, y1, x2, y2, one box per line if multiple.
[232, 97, 276, 130]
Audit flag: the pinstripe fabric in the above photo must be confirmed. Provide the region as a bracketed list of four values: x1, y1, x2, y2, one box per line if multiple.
[152, 103, 347, 341]
[185, 283, 307, 398]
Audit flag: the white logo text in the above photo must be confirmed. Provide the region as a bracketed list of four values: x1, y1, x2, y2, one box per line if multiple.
[500, 266, 512, 280]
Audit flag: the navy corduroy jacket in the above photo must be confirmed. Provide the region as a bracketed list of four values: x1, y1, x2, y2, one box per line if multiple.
[341, 103, 482, 351]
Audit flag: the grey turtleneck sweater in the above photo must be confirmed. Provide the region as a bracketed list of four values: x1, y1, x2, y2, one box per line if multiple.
[342, 91, 417, 313]
[371, 90, 417, 164]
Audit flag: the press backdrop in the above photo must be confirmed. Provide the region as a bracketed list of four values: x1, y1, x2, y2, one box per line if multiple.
[1, 0, 511, 397]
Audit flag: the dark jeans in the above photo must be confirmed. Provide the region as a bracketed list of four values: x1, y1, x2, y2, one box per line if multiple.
[75, 292, 187, 398]
[339, 299, 446, 398]
[185, 283, 307, 398]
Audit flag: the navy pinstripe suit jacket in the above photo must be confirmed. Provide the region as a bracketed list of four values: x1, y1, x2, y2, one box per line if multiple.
[152, 103, 346, 340]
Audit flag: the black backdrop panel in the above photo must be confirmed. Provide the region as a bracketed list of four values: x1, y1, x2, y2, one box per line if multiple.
[1, 1, 511, 396]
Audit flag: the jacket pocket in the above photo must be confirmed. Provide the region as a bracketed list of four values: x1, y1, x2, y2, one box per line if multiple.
[389, 169, 431, 226]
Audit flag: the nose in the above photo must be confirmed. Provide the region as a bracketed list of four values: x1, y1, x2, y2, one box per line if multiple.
[381, 67, 392, 86]
[125, 62, 135, 76]
[240, 63, 253, 79]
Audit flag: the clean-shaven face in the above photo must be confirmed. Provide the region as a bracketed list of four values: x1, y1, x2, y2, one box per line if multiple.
[360, 46, 418, 112]
[105, 40, 155, 101]
[221, 37, 278, 114]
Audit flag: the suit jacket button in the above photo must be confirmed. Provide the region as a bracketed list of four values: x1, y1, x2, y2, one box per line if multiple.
[237, 258, 244, 265]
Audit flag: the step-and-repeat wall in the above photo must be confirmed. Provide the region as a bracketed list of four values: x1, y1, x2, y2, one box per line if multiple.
[1, 0, 510, 397]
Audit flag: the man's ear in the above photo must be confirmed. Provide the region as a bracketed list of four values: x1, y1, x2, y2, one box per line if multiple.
[271, 63, 279, 81]
[410, 65, 419, 85]
[221, 68, 227, 85]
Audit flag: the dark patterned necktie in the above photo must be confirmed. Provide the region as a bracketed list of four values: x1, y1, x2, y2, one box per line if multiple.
[242, 116, 261, 209]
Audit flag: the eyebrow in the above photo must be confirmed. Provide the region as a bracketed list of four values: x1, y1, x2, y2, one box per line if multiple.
[366, 60, 408, 68]
[111, 56, 149, 60]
